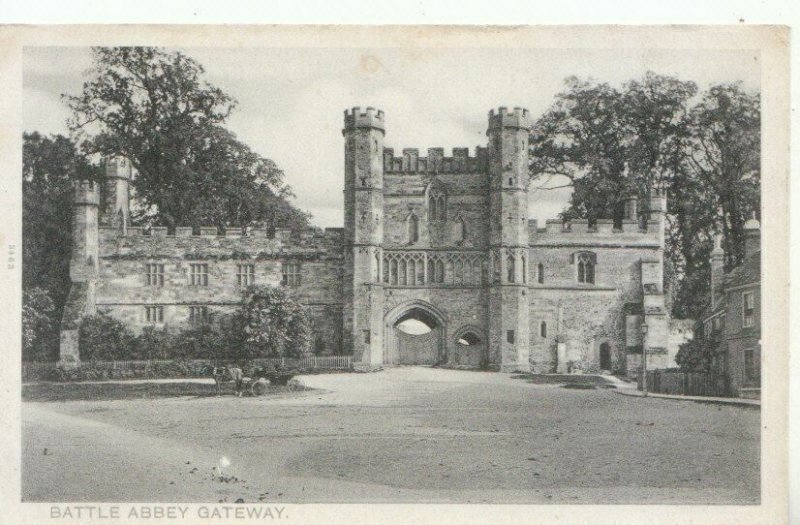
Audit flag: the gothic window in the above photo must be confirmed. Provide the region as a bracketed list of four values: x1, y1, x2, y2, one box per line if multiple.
[236, 264, 255, 286]
[506, 253, 516, 283]
[436, 259, 444, 283]
[146, 263, 164, 286]
[428, 188, 447, 221]
[384, 252, 426, 286]
[574, 252, 596, 284]
[189, 263, 209, 286]
[452, 215, 466, 242]
[521, 254, 527, 284]
[374, 253, 381, 282]
[407, 213, 419, 244]
[281, 262, 301, 287]
[540, 321, 547, 338]
[454, 260, 464, 284]
[537, 263, 544, 284]
[446, 260, 454, 285]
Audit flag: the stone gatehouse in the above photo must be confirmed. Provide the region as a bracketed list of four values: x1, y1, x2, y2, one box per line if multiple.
[60, 106, 670, 375]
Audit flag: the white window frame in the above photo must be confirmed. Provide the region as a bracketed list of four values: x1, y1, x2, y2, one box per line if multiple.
[282, 262, 302, 287]
[189, 263, 209, 286]
[189, 305, 209, 324]
[146, 263, 164, 287]
[236, 264, 255, 287]
[145, 305, 164, 323]
[742, 290, 755, 328]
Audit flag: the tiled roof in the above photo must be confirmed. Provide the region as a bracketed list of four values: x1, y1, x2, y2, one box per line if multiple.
[724, 251, 760, 289]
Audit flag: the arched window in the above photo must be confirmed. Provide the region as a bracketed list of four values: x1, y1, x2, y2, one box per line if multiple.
[452, 216, 466, 242]
[574, 252, 596, 284]
[399, 259, 407, 286]
[428, 188, 446, 222]
[407, 214, 419, 244]
[537, 263, 544, 284]
[436, 259, 444, 283]
[446, 260, 454, 285]
[521, 254, 527, 284]
[390, 259, 398, 285]
[374, 252, 380, 282]
[506, 253, 516, 283]
[540, 321, 547, 338]
[428, 195, 438, 221]
[454, 260, 464, 284]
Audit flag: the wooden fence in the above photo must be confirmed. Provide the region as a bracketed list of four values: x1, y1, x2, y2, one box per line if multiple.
[641, 370, 730, 397]
[22, 355, 353, 379]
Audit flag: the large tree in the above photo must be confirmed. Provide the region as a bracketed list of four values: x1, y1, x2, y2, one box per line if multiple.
[64, 47, 310, 232]
[529, 73, 759, 319]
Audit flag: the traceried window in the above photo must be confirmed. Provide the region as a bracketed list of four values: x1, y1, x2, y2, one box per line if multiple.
[574, 252, 596, 284]
[236, 264, 255, 286]
[146, 263, 164, 287]
[189, 306, 209, 324]
[189, 263, 209, 286]
[506, 254, 516, 283]
[145, 305, 164, 323]
[742, 290, 755, 328]
[407, 213, 419, 244]
[521, 254, 527, 284]
[282, 262, 302, 287]
[428, 189, 447, 222]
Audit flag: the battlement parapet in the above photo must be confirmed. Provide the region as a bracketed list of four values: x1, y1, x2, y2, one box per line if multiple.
[383, 146, 488, 173]
[529, 217, 661, 246]
[343, 106, 385, 133]
[105, 157, 134, 180]
[487, 106, 532, 132]
[73, 180, 101, 205]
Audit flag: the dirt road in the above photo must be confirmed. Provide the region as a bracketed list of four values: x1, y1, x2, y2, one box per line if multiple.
[23, 367, 760, 503]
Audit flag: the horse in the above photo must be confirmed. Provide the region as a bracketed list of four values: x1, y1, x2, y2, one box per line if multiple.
[202, 364, 243, 396]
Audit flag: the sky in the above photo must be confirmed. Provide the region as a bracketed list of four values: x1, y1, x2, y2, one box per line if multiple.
[23, 46, 760, 227]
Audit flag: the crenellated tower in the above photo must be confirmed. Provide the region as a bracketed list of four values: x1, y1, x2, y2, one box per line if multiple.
[100, 156, 133, 230]
[70, 180, 101, 282]
[342, 107, 385, 367]
[487, 107, 532, 372]
[60, 180, 101, 365]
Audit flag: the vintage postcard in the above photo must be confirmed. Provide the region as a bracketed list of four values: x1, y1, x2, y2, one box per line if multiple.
[0, 25, 789, 524]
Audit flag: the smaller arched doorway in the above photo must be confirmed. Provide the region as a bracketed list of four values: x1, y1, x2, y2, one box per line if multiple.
[599, 342, 612, 371]
[452, 327, 486, 368]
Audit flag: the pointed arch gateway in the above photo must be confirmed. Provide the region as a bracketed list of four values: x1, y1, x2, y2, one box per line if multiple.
[384, 300, 448, 366]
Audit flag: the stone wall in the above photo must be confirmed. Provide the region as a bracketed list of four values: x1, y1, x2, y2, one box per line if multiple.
[93, 226, 345, 354]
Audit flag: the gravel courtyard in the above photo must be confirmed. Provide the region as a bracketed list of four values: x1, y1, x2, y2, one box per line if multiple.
[22, 367, 760, 504]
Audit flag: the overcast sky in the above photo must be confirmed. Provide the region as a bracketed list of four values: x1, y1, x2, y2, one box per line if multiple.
[23, 46, 759, 227]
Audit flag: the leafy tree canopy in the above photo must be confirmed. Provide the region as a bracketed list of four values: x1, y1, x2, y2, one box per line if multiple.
[64, 47, 310, 232]
[529, 72, 760, 319]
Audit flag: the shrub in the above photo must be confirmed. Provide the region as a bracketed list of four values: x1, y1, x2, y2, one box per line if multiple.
[78, 312, 136, 361]
[675, 334, 722, 373]
[239, 285, 312, 359]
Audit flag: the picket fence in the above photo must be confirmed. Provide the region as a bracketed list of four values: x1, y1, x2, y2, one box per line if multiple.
[642, 370, 730, 397]
[22, 355, 353, 377]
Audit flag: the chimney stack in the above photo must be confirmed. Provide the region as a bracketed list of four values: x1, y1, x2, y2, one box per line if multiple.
[744, 212, 761, 257]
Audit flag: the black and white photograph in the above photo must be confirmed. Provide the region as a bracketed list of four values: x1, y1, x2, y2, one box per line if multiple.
[0, 23, 790, 525]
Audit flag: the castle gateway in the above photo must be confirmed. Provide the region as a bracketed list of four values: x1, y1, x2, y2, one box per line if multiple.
[60, 107, 670, 375]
